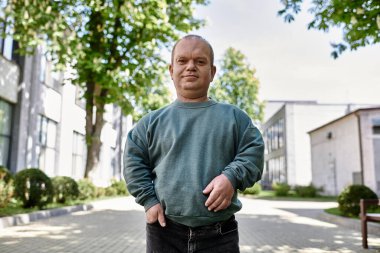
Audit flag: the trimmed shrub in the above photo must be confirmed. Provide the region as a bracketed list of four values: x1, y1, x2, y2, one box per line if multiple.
[338, 184, 378, 217]
[0, 166, 13, 183]
[78, 179, 96, 200]
[272, 182, 291, 197]
[0, 180, 14, 208]
[14, 168, 53, 208]
[109, 179, 128, 196]
[0, 166, 14, 208]
[241, 183, 261, 195]
[96, 187, 106, 198]
[52, 176, 79, 204]
[105, 186, 118, 196]
[294, 184, 321, 198]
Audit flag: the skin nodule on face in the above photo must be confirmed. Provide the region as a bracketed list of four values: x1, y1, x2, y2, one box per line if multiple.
[169, 38, 216, 102]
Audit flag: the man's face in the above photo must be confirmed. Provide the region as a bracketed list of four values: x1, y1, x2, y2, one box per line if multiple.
[169, 38, 216, 101]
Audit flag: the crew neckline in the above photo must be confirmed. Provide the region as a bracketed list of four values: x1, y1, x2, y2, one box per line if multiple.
[173, 98, 217, 109]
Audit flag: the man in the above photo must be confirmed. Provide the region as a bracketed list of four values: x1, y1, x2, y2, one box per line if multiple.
[124, 35, 264, 253]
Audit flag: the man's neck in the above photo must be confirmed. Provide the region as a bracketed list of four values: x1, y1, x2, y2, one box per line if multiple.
[176, 95, 209, 103]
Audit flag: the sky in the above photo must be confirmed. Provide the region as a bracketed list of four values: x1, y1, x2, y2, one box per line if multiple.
[175, 0, 380, 105]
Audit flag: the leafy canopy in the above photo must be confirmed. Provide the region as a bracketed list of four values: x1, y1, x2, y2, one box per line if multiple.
[209, 47, 264, 123]
[278, 0, 380, 58]
[0, 0, 208, 115]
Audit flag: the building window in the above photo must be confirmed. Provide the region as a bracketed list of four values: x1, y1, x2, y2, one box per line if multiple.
[0, 4, 13, 60]
[263, 155, 286, 186]
[264, 118, 285, 153]
[75, 85, 86, 109]
[72, 131, 86, 179]
[0, 99, 12, 167]
[37, 115, 57, 176]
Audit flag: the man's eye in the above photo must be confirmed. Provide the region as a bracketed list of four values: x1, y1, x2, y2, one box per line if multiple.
[177, 59, 186, 64]
[197, 60, 206, 65]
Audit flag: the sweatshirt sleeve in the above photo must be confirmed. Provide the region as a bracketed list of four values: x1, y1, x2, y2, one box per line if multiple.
[222, 117, 265, 191]
[123, 123, 159, 211]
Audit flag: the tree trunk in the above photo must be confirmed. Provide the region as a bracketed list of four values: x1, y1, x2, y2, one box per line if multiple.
[84, 82, 106, 178]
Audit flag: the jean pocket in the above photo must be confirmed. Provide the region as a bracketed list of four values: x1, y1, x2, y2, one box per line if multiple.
[219, 219, 238, 236]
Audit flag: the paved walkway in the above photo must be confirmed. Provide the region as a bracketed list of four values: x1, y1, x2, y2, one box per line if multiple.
[0, 196, 379, 253]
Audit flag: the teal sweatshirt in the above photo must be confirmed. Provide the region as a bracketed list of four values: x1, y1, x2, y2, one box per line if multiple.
[123, 99, 264, 227]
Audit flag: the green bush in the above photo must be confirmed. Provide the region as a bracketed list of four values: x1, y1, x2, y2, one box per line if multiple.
[240, 183, 261, 195]
[78, 179, 97, 200]
[0, 180, 14, 208]
[294, 184, 321, 198]
[109, 179, 128, 195]
[105, 186, 118, 196]
[272, 182, 291, 197]
[0, 166, 13, 183]
[338, 184, 378, 217]
[52, 176, 79, 204]
[0, 166, 14, 208]
[14, 168, 53, 208]
[96, 187, 106, 198]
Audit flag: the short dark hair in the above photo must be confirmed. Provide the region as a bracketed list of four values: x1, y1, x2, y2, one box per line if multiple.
[171, 34, 214, 66]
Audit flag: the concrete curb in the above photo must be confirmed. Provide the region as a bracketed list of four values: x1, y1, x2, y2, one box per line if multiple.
[0, 203, 94, 229]
[318, 211, 380, 235]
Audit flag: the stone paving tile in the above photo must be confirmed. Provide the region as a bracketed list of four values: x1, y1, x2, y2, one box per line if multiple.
[0, 197, 379, 253]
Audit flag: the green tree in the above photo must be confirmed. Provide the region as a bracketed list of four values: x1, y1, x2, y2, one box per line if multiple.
[209, 47, 264, 123]
[278, 0, 380, 58]
[1, 0, 207, 177]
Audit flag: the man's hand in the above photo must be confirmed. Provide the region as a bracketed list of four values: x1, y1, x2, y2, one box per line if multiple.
[203, 174, 234, 212]
[146, 203, 166, 227]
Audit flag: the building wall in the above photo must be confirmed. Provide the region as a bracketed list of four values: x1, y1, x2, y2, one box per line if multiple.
[310, 114, 360, 195]
[358, 110, 380, 195]
[262, 101, 365, 187]
[288, 104, 351, 185]
[310, 109, 380, 196]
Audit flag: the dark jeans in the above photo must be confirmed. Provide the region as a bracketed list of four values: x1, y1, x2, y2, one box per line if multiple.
[146, 216, 240, 253]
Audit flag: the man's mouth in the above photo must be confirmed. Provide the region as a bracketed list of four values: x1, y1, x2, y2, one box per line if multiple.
[183, 75, 198, 79]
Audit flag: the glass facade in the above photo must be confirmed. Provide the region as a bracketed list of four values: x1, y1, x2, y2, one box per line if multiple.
[263, 117, 286, 187]
[0, 4, 13, 60]
[0, 99, 12, 167]
[37, 115, 57, 176]
[264, 118, 284, 153]
[72, 131, 86, 179]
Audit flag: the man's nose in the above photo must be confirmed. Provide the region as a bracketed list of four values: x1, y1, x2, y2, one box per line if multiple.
[186, 60, 196, 70]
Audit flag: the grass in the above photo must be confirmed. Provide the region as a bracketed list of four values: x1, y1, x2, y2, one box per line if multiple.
[0, 195, 127, 218]
[242, 190, 338, 202]
[0, 199, 91, 217]
[325, 206, 380, 219]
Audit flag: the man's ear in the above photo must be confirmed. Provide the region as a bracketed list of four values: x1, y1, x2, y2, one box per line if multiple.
[210, 65, 217, 81]
[169, 64, 174, 80]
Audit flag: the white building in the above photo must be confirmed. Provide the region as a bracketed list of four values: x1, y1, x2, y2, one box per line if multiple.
[309, 107, 380, 196]
[261, 100, 376, 188]
[0, 37, 131, 186]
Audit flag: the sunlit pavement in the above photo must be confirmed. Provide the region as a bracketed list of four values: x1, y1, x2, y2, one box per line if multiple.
[0, 196, 379, 253]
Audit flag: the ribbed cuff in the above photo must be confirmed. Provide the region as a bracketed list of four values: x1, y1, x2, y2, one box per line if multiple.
[143, 197, 160, 212]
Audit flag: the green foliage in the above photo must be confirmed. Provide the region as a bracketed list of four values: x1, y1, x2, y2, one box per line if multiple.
[209, 47, 264, 123]
[338, 184, 378, 217]
[0, 0, 208, 178]
[77, 179, 97, 200]
[272, 182, 291, 197]
[0, 166, 13, 183]
[52, 176, 79, 204]
[109, 179, 128, 196]
[240, 183, 262, 195]
[294, 184, 322, 198]
[14, 168, 53, 208]
[0, 179, 14, 208]
[278, 0, 380, 58]
[105, 186, 118, 197]
[96, 187, 106, 198]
